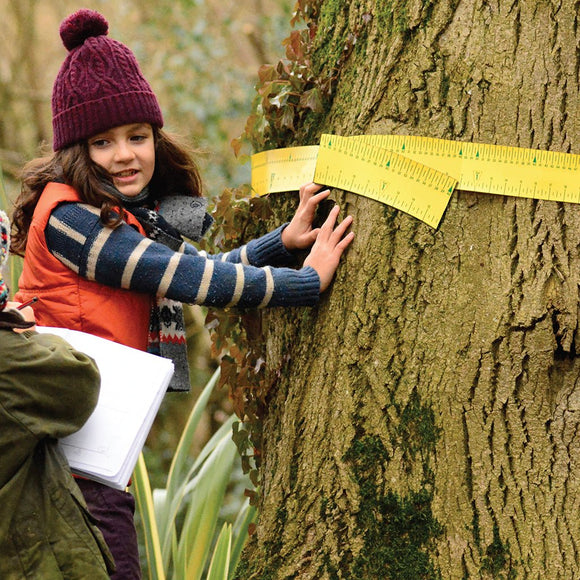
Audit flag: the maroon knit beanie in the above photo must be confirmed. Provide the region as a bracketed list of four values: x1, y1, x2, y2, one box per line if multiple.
[52, 9, 163, 151]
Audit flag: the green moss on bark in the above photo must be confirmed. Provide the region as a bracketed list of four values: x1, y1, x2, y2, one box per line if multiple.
[396, 388, 442, 475]
[234, 506, 290, 580]
[481, 524, 517, 579]
[342, 390, 443, 579]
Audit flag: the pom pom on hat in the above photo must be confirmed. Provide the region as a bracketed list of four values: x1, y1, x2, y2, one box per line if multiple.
[52, 9, 163, 150]
[59, 9, 109, 51]
[0, 210, 10, 311]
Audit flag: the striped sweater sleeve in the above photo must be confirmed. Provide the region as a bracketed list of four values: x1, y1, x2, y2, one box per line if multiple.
[45, 203, 320, 308]
[193, 225, 297, 268]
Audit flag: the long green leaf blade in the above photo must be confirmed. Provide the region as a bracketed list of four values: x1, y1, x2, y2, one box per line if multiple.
[206, 523, 232, 580]
[166, 368, 220, 498]
[179, 431, 237, 580]
[134, 453, 166, 580]
[229, 500, 256, 579]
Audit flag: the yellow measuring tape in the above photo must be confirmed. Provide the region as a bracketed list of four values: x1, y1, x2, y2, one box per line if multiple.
[314, 135, 455, 228]
[251, 134, 580, 228]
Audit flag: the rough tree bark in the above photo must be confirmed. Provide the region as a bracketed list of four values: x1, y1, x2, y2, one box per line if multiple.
[236, 1, 580, 578]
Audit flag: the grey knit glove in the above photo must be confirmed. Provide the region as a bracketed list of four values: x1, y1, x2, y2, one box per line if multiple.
[157, 196, 214, 242]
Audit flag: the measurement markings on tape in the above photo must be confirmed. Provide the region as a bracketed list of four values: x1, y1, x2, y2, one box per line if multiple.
[314, 134, 456, 228]
[357, 135, 580, 204]
[250, 134, 580, 228]
[251, 145, 319, 197]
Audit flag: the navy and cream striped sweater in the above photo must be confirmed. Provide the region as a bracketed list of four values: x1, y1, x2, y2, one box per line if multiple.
[45, 202, 321, 308]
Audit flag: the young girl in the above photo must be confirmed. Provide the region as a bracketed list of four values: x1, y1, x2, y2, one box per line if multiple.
[11, 9, 353, 579]
[0, 210, 115, 578]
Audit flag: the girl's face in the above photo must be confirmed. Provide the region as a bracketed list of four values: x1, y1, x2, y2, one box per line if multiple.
[88, 123, 155, 197]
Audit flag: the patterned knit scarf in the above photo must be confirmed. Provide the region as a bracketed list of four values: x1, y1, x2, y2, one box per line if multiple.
[132, 207, 190, 391]
[102, 182, 213, 392]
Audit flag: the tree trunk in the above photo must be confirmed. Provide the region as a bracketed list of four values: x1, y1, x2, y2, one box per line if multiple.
[236, 1, 580, 578]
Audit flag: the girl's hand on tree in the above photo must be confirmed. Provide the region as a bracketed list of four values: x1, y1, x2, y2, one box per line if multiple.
[303, 205, 354, 292]
[281, 182, 331, 251]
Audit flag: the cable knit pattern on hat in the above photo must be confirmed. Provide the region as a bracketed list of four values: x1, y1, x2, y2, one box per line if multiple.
[52, 9, 163, 150]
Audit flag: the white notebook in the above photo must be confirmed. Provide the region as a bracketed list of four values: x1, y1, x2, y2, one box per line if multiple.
[37, 326, 174, 490]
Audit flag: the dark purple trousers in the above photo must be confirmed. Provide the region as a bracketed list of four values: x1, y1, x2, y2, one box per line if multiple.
[76, 478, 142, 579]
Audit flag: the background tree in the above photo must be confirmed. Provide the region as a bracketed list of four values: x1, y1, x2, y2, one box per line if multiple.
[232, 1, 580, 578]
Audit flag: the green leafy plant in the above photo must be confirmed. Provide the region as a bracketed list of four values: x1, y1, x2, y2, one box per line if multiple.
[232, 23, 325, 157]
[199, 186, 274, 505]
[134, 368, 256, 580]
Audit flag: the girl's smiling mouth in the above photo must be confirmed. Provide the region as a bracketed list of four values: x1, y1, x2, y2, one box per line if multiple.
[113, 169, 139, 178]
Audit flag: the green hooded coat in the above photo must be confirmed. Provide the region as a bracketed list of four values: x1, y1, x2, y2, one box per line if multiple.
[0, 325, 115, 579]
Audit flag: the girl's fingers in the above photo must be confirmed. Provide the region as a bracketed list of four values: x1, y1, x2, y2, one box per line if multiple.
[299, 183, 331, 209]
[317, 207, 353, 248]
[300, 188, 330, 213]
[330, 214, 353, 240]
[299, 182, 323, 200]
[319, 205, 341, 235]
[336, 231, 355, 250]
[307, 190, 330, 209]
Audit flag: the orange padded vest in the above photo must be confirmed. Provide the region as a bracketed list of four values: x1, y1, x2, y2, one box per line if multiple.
[15, 182, 152, 351]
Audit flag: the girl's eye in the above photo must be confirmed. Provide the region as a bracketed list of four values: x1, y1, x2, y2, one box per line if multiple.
[90, 139, 108, 148]
[130, 135, 147, 142]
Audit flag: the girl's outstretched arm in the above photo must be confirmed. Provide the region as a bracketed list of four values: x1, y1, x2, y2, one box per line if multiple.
[46, 202, 320, 308]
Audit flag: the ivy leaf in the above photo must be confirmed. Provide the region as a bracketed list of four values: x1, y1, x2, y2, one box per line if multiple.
[284, 29, 306, 61]
[288, 68, 309, 91]
[258, 64, 277, 84]
[254, 357, 265, 373]
[249, 469, 260, 486]
[249, 110, 269, 141]
[275, 60, 291, 78]
[258, 80, 275, 98]
[269, 85, 293, 108]
[232, 422, 251, 450]
[231, 136, 243, 158]
[280, 106, 296, 130]
[299, 87, 323, 112]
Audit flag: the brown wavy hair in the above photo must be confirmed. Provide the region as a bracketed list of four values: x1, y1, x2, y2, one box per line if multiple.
[11, 127, 203, 256]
